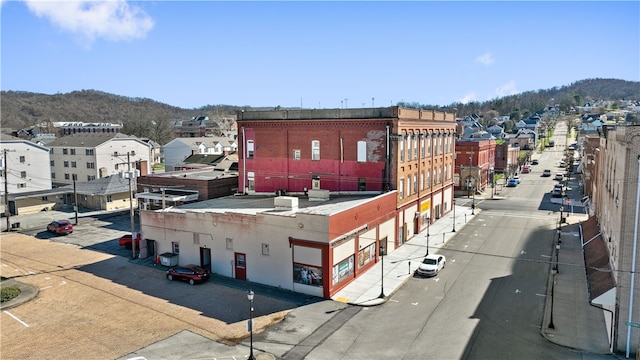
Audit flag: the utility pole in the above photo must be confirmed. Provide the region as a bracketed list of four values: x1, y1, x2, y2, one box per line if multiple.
[3, 149, 10, 231]
[2, 149, 18, 231]
[73, 176, 78, 225]
[128, 152, 136, 259]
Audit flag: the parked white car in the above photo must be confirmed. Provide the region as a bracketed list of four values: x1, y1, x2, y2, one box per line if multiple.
[416, 254, 446, 277]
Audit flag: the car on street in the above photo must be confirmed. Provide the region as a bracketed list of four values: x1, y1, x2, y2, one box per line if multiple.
[507, 178, 518, 187]
[554, 173, 564, 181]
[166, 265, 210, 285]
[47, 219, 73, 235]
[416, 254, 446, 277]
[552, 184, 564, 197]
[542, 169, 552, 177]
[531, 159, 539, 165]
[559, 161, 566, 167]
[521, 166, 531, 173]
[512, 175, 521, 184]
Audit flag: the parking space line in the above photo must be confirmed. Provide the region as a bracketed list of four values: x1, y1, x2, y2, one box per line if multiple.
[4, 311, 29, 327]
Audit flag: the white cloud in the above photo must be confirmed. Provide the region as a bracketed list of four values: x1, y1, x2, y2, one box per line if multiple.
[475, 52, 494, 66]
[495, 81, 519, 97]
[459, 92, 477, 104]
[24, 0, 154, 47]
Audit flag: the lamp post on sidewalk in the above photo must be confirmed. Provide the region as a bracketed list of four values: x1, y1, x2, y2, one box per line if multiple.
[471, 184, 476, 215]
[247, 290, 255, 360]
[548, 270, 557, 329]
[425, 217, 431, 256]
[378, 244, 385, 299]
[452, 200, 456, 232]
[554, 243, 560, 274]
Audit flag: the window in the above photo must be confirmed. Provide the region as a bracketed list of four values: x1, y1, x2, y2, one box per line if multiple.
[421, 136, 425, 157]
[293, 149, 301, 160]
[51, 172, 55, 179]
[414, 174, 418, 193]
[50, 148, 54, 154]
[87, 162, 95, 169]
[70, 149, 76, 155]
[172, 242, 180, 254]
[64, 161, 69, 168]
[17, 183, 26, 188]
[50, 160, 54, 166]
[357, 141, 366, 162]
[413, 135, 418, 158]
[85, 149, 94, 156]
[20, 171, 26, 178]
[19, 156, 25, 163]
[399, 137, 404, 162]
[407, 134, 412, 161]
[41, 196, 48, 201]
[87, 175, 95, 181]
[399, 177, 404, 199]
[64, 173, 70, 180]
[311, 140, 320, 161]
[226, 238, 233, 250]
[62, 148, 68, 155]
[246, 140, 254, 159]
[71, 161, 77, 168]
[407, 176, 411, 196]
[107, 195, 113, 202]
[427, 135, 431, 155]
[420, 171, 424, 190]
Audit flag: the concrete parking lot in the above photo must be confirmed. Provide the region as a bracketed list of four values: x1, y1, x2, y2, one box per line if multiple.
[0, 211, 321, 360]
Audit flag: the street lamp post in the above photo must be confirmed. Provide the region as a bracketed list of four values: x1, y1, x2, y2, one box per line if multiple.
[452, 200, 456, 232]
[555, 243, 561, 274]
[425, 217, 431, 256]
[471, 184, 476, 215]
[378, 244, 385, 299]
[247, 290, 255, 360]
[548, 270, 557, 329]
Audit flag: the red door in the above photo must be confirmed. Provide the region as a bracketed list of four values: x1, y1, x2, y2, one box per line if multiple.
[235, 252, 246, 280]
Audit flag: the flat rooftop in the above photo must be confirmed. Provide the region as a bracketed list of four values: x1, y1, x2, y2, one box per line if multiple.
[159, 193, 385, 217]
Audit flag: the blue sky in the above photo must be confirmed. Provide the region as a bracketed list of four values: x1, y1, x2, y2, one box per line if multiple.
[2, 1, 638, 110]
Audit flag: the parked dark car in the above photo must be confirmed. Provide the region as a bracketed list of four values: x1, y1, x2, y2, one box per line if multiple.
[531, 159, 539, 165]
[166, 265, 210, 285]
[47, 220, 73, 235]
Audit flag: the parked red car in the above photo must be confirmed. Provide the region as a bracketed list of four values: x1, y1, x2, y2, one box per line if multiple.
[47, 220, 73, 235]
[166, 265, 210, 285]
[118, 233, 141, 250]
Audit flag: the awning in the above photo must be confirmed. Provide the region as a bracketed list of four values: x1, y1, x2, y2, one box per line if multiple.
[581, 216, 616, 305]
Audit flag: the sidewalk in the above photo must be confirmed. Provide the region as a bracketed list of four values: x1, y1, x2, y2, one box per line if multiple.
[331, 201, 477, 306]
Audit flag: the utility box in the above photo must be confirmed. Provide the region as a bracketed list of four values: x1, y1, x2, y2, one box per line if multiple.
[159, 252, 178, 267]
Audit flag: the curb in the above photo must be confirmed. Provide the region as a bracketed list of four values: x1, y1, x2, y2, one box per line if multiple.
[0, 278, 39, 310]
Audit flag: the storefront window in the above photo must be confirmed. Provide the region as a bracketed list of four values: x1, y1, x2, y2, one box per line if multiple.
[332, 255, 354, 285]
[293, 263, 323, 287]
[358, 243, 375, 267]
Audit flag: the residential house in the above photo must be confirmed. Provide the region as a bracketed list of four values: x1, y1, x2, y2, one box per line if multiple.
[48, 133, 151, 187]
[583, 124, 640, 355]
[0, 134, 53, 216]
[486, 124, 506, 139]
[58, 174, 138, 211]
[162, 136, 238, 171]
[173, 116, 219, 138]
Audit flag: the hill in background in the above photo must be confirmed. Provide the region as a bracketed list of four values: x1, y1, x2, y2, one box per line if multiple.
[1, 78, 638, 143]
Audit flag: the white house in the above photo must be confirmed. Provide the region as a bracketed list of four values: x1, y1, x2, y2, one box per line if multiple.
[162, 137, 238, 171]
[1, 134, 53, 216]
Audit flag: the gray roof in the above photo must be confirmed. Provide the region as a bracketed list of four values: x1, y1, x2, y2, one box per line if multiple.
[59, 175, 131, 195]
[47, 133, 136, 148]
[164, 193, 382, 217]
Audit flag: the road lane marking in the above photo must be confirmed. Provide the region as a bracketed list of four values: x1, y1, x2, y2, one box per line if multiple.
[40, 286, 52, 290]
[4, 311, 29, 327]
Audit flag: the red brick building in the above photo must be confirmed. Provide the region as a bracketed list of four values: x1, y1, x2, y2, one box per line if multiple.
[454, 139, 497, 195]
[237, 106, 457, 248]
